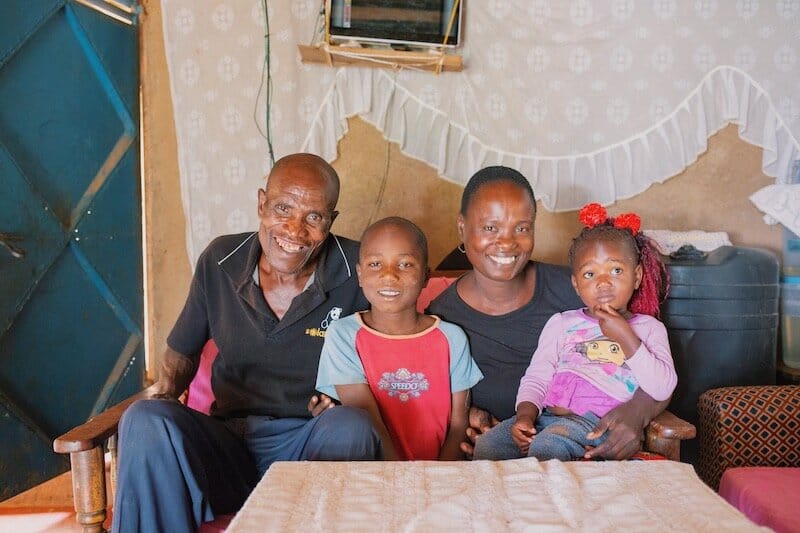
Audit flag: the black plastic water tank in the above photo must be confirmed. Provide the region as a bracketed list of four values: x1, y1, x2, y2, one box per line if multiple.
[660, 245, 779, 464]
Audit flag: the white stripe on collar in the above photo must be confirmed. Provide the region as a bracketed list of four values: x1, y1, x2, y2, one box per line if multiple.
[217, 231, 257, 265]
[332, 234, 352, 277]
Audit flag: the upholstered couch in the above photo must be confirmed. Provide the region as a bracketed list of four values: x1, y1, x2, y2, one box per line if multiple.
[697, 385, 800, 532]
[54, 274, 695, 532]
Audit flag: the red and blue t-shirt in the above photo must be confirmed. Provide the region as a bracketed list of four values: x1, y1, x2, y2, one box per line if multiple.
[316, 313, 483, 460]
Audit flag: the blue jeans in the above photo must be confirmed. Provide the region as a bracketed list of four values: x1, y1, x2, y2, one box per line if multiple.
[474, 409, 605, 461]
[112, 399, 380, 533]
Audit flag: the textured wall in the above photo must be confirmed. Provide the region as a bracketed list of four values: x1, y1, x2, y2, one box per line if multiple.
[141, 0, 191, 378]
[141, 2, 782, 377]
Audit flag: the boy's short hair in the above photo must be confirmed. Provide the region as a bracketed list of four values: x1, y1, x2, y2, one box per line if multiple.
[360, 216, 429, 267]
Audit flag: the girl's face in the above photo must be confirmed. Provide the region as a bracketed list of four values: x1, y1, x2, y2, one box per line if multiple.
[356, 224, 428, 315]
[571, 238, 642, 317]
[458, 181, 536, 283]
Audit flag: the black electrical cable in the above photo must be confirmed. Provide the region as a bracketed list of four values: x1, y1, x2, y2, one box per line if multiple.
[254, 0, 275, 166]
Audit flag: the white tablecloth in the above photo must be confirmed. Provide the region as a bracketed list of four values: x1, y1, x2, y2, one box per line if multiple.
[226, 458, 765, 532]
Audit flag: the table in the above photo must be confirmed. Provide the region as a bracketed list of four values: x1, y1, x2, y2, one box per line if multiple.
[226, 459, 766, 532]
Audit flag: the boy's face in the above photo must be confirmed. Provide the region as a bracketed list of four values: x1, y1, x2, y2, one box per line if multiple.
[357, 224, 428, 315]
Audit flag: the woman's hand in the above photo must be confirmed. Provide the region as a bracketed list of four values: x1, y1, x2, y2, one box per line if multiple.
[460, 406, 500, 458]
[583, 389, 667, 460]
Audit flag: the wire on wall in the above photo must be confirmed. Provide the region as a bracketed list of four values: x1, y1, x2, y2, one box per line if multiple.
[254, 0, 275, 167]
[365, 68, 400, 229]
[365, 142, 391, 230]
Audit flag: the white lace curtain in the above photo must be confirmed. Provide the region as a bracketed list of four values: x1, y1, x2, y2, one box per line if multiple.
[161, 0, 800, 263]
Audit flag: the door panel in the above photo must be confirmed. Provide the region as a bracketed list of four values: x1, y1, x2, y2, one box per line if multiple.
[0, 0, 141, 499]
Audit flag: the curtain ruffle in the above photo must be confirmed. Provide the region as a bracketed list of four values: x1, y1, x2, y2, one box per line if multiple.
[303, 65, 800, 211]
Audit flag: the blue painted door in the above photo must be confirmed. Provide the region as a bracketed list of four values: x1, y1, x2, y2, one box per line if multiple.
[0, 0, 142, 499]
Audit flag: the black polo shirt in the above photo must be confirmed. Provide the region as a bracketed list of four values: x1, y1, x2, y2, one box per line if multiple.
[168, 232, 368, 419]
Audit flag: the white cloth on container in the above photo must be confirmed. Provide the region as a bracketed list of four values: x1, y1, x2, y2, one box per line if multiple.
[643, 229, 732, 255]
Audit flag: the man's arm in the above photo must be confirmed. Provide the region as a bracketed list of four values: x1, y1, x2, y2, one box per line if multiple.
[583, 388, 670, 460]
[146, 347, 198, 400]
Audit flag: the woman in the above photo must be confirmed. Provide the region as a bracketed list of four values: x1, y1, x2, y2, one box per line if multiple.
[427, 166, 668, 459]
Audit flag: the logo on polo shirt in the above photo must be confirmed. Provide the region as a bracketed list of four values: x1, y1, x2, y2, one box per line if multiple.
[305, 306, 343, 338]
[378, 368, 429, 402]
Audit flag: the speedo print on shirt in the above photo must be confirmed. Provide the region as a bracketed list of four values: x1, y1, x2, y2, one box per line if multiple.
[378, 368, 429, 402]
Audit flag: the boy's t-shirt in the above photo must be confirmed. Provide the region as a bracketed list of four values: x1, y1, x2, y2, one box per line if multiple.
[316, 313, 483, 460]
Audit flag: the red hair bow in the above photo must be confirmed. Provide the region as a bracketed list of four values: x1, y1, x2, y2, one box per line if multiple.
[578, 203, 607, 227]
[578, 203, 641, 235]
[613, 213, 641, 235]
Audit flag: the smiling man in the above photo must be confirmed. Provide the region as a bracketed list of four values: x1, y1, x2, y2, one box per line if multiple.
[113, 153, 379, 533]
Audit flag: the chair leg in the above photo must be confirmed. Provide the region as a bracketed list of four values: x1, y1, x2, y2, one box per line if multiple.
[70, 447, 107, 533]
[108, 434, 118, 498]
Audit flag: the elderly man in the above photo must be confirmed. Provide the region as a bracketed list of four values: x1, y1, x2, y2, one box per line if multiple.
[113, 154, 379, 532]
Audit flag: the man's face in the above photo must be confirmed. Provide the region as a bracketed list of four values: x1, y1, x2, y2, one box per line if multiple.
[257, 161, 338, 276]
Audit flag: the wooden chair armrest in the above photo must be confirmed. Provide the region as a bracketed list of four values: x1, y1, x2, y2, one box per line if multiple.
[52, 392, 149, 532]
[647, 410, 697, 441]
[644, 410, 696, 462]
[53, 392, 147, 454]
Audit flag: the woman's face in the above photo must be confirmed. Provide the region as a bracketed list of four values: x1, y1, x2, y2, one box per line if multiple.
[458, 181, 536, 282]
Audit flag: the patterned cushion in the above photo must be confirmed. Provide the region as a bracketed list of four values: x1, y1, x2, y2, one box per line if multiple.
[697, 385, 800, 489]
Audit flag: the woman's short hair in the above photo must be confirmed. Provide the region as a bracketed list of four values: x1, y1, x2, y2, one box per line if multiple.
[460, 166, 536, 215]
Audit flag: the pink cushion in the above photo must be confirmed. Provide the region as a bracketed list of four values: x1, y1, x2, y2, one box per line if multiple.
[416, 276, 457, 313]
[198, 514, 233, 533]
[718, 467, 800, 533]
[185, 339, 219, 415]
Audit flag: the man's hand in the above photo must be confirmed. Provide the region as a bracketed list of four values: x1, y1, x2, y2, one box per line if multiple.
[583, 390, 655, 460]
[145, 347, 197, 402]
[460, 406, 499, 458]
[143, 382, 182, 402]
[307, 393, 334, 417]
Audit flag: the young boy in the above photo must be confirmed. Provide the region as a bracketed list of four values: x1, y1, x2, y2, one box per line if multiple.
[316, 217, 483, 460]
